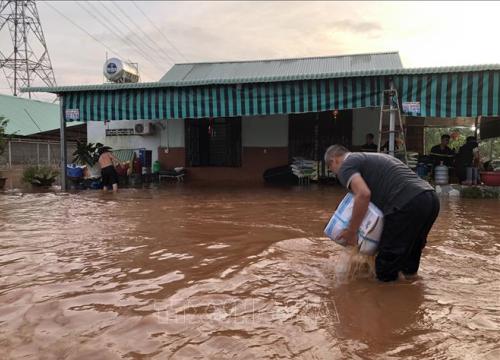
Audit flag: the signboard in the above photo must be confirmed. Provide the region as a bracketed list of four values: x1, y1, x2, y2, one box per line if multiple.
[65, 109, 80, 121]
[402, 102, 421, 114]
[479, 116, 500, 140]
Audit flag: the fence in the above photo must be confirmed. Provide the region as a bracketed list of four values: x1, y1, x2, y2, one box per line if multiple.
[0, 139, 76, 168]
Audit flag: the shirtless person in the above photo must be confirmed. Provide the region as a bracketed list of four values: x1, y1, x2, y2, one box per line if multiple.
[98, 147, 120, 192]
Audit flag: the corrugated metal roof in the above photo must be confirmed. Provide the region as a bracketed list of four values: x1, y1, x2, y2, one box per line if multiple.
[21, 64, 500, 94]
[159, 51, 403, 84]
[0, 94, 80, 136]
[113, 149, 136, 163]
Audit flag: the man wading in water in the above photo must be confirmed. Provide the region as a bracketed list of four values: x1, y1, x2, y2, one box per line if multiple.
[98, 147, 121, 192]
[325, 145, 440, 282]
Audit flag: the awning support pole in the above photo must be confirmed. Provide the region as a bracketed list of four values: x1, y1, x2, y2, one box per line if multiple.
[59, 96, 67, 191]
[389, 81, 395, 157]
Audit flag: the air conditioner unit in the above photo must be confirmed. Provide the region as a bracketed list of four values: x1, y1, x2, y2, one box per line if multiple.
[134, 122, 155, 135]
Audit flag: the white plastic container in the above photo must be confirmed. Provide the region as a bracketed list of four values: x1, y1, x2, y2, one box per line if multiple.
[324, 192, 384, 255]
[434, 163, 449, 185]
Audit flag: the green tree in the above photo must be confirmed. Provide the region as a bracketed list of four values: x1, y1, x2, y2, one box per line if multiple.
[424, 127, 473, 155]
[425, 126, 500, 162]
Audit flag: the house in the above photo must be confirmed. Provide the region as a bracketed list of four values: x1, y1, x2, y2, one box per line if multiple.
[21, 51, 500, 188]
[0, 94, 85, 140]
[0, 94, 85, 169]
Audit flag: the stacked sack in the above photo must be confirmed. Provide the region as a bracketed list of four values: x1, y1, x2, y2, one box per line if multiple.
[290, 157, 317, 181]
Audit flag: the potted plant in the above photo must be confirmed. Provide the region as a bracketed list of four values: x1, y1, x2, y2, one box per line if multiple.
[22, 165, 59, 187]
[0, 116, 9, 189]
[72, 140, 103, 177]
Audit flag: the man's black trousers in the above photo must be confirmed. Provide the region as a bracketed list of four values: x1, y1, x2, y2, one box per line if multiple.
[376, 190, 440, 282]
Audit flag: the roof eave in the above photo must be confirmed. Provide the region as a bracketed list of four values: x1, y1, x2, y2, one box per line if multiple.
[21, 64, 500, 94]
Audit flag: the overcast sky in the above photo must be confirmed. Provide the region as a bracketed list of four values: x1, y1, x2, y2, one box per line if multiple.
[1, 1, 499, 101]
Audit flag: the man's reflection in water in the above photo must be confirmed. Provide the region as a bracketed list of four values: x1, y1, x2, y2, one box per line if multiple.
[329, 278, 425, 353]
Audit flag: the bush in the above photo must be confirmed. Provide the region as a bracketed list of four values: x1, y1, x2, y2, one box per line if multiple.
[460, 186, 500, 199]
[22, 166, 59, 187]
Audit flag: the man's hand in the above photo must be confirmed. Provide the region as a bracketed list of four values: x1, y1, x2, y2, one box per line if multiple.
[336, 228, 358, 246]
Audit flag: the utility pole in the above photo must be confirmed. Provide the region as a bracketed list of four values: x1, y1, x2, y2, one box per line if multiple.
[0, 0, 56, 98]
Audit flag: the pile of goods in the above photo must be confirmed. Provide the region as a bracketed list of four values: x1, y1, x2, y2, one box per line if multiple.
[406, 152, 419, 170]
[290, 157, 317, 182]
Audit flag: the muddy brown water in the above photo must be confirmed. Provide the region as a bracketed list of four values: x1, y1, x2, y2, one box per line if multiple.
[0, 185, 499, 359]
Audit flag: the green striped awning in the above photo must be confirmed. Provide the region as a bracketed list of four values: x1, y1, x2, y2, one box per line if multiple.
[62, 71, 499, 122]
[393, 71, 499, 118]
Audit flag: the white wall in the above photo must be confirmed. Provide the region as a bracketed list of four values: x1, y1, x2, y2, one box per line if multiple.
[86, 119, 185, 163]
[242, 115, 288, 147]
[352, 107, 380, 146]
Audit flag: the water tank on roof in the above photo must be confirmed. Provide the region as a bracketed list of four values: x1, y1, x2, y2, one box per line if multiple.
[103, 58, 140, 83]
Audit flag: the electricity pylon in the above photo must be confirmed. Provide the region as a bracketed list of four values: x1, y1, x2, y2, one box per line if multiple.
[0, 0, 56, 98]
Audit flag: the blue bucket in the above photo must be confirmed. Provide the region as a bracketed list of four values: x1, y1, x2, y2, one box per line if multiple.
[66, 164, 84, 178]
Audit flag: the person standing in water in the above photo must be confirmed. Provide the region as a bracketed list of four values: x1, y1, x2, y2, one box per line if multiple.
[455, 136, 480, 184]
[324, 144, 440, 282]
[98, 146, 121, 192]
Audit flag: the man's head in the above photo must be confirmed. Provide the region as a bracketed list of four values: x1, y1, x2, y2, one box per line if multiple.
[365, 133, 375, 145]
[99, 146, 112, 155]
[441, 134, 451, 147]
[324, 144, 350, 173]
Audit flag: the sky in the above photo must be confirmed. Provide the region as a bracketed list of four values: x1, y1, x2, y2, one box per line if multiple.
[1, 1, 499, 102]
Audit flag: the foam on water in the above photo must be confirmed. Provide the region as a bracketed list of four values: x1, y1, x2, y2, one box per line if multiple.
[334, 246, 376, 283]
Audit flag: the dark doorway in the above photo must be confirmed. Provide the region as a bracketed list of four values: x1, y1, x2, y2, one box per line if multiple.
[288, 110, 353, 161]
[185, 117, 242, 167]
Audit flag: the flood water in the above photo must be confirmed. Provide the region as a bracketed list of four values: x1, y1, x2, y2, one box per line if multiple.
[0, 185, 499, 359]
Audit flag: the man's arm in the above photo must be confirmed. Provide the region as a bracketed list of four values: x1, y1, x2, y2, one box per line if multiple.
[336, 174, 371, 245]
[348, 175, 371, 234]
[110, 153, 121, 165]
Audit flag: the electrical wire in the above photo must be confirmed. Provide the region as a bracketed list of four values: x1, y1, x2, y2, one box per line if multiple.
[131, 1, 188, 62]
[110, 1, 177, 64]
[43, 2, 127, 60]
[45, 1, 157, 80]
[75, 1, 158, 69]
[94, 1, 174, 66]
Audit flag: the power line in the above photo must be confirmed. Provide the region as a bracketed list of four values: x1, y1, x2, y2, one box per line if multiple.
[84, 1, 168, 67]
[110, 1, 177, 64]
[76, 1, 158, 69]
[93, 1, 174, 66]
[43, 2, 127, 61]
[131, 1, 188, 62]
[44, 2, 155, 81]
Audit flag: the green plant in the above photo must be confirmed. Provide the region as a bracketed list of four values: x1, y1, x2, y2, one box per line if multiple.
[460, 186, 483, 199]
[72, 141, 103, 166]
[0, 116, 9, 156]
[482, 188, 500, 199]
[22, 166, 59, 187]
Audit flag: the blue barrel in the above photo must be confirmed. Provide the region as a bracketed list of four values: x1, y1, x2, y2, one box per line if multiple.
[138, 149, 145, 167]
[66, 164, 83, 178]
[416, 163, 428, 178]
